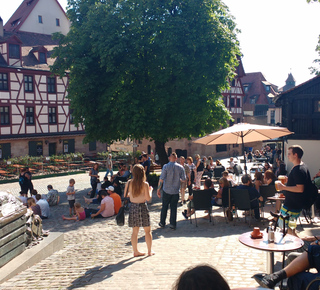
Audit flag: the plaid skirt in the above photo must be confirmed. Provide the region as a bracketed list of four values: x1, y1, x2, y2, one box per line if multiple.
[128, 203, 150, 228]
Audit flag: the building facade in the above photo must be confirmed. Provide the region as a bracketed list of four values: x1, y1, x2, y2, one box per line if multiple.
[0, 0, 109, 158]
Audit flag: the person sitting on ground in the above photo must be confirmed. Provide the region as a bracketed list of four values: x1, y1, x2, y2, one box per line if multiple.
[264, 170, 277, 186]
[237, 174, 261, 220]
[112, 179, 123, 197]
[253, 243, 320, 289]
[222, 171, 237, 187]
[62, 202, 87, 221]
[27, 197, 42, 216]
[226, 157, 235, 173]
[31, 189, 38, 203]
[36, 194, 50, 219]
[46, 185, 60, 206]
[173, 264, 230, 290]
[254, 171, 264, 192]
[90, 190, 114, 218]
[18, 190, 28, 206]
[101, 176, 112, 190]
[107, 186, 122, 214]
[182, 179, 217, 220]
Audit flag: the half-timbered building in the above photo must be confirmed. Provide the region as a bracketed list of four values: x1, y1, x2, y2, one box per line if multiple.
[0, 0, 109, 158]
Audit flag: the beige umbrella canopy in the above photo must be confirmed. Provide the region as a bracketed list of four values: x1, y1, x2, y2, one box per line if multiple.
[194, 123, 294, 173]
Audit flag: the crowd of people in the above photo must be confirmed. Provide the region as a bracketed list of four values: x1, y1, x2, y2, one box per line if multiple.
[15, 145, 320, 288]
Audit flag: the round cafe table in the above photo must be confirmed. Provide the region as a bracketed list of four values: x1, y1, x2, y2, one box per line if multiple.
[239, 231, 303, 274]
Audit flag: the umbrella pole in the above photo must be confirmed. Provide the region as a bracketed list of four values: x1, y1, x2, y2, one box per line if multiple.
[241, 135, 247, 174]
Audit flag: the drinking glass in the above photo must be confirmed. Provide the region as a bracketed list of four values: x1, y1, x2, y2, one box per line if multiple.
[288, 217, 297, 231]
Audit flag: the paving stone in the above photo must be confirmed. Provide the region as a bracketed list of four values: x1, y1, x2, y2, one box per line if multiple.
[0, 172, 319, 289]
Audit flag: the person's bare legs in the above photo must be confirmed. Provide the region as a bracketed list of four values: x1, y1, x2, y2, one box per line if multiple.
[83, 197, 93, 204]
[131, 227, 145, 257]
[275, 200, 281, 212]
[143, 226, 154, 256]
[284, 251, 310, 277]
[62, 215, 77, 221]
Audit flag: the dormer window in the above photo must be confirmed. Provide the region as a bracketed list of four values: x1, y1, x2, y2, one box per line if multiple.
[9, 44, 20, 59]
[39, 52, 46, 64]
[266, 85, 270, 91]
[38, 15, 43, 24]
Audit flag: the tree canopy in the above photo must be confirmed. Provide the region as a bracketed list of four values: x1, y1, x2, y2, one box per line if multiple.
[51, 0, 241, 162]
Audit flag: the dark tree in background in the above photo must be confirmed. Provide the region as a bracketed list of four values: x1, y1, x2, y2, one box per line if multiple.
[51, 0, 241, 166]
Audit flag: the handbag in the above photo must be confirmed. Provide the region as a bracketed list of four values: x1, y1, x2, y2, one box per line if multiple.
[116, 180, 130, 226]
[116, 206, 125, 226]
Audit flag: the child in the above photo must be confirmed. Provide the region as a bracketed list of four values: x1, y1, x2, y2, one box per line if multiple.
[62, 202, 86, 221]
[66, 178, 76, 216]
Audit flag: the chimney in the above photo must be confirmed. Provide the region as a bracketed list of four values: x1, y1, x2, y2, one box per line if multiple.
[0, 17, 3, 38]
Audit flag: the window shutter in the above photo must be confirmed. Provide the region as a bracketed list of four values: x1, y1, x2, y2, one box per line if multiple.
[29, 141, 38, 156]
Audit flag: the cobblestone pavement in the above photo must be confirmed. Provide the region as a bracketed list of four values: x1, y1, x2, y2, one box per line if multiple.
[0, 172, 319, 289]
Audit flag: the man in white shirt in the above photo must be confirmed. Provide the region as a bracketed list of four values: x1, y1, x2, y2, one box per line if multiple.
[36, 194, 50, 219]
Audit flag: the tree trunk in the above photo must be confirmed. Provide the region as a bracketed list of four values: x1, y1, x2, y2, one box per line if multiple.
[154, 140, 168, 167]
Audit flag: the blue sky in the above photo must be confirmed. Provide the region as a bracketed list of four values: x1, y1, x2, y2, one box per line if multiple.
[3, 0, 320, 87]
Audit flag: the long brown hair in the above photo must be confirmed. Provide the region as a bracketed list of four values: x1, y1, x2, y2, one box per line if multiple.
[130, 164, 146, 198]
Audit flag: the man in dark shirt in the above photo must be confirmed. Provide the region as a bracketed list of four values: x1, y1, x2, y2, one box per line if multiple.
[237, 174, 261, 220]
[142, 152, 151, 177]
[277, 145, 311, 235]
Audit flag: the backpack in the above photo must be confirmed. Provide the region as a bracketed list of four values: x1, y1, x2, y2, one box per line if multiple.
[19, 174, 26, 186]
[303, 180, 318, 210]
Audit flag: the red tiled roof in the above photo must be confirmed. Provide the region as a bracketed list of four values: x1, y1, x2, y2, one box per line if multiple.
[241, 72, 278, 105]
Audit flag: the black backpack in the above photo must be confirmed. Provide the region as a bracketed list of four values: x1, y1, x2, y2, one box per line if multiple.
[303, 180, 318, 210]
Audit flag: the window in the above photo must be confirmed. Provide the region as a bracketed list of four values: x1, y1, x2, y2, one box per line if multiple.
[47, 77, 56, 93]
[244, 85, 249, 92]
[0, 73, 8, 90]
[39, 52, 46, 64]
[89, 141, 96, 151]
[237, 118, 241, 123]
[56, 18, 60, 26]
[48, 107, 57, 124]
[0, 106, 10, 125]
[236, 98, 241, 107]
[9, 44, 20, 59]
[230, 98, 235, 107]
[24, 75, 33, 92]
[216, 144, 227, 152]
[270, 110, 275, 125]
[266, 85, 270, 91]
[26, 107, 35, 125]
[69, 108, 74, 124]
[38, 15, 43, 23]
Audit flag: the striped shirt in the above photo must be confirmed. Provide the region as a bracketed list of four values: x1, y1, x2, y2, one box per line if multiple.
[160, 162, 186, 195]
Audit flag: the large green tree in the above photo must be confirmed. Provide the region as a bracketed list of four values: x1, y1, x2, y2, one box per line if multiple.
[51, 0, 240, 165]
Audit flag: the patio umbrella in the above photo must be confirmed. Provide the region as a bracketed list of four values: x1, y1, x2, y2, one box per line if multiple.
[194, 123, 294, 173]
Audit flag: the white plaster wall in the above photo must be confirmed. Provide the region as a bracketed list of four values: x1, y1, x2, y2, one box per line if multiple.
[284, 140, 320, 177]
[19, 0, 70, 35]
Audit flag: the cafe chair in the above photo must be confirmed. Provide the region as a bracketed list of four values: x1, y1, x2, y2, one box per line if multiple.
[259, 184, 277, 220]
[213, 167, 225, 179]
[230, 188, 258, 227]
[191, 189, 214, 227]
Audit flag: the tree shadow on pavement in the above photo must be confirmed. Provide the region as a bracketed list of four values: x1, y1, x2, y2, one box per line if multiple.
[66, 256, 146, 289]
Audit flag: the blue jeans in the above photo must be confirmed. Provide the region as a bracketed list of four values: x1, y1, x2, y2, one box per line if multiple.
[160, 191, 179, 227]
[104, 168, 113, 178]
[287, 245, 320, 290]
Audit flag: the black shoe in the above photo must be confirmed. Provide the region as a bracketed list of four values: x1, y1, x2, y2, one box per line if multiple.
[169, 224, 176, 230]
[252, 273, 276, 289]
[182, 210, 188, 220]
[158, 222, 165, 228]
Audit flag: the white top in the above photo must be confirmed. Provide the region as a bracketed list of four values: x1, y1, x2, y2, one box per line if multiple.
[100, 196, 114, 217]
[67, 185, 75, 200]
[37, 199, 50, 217]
